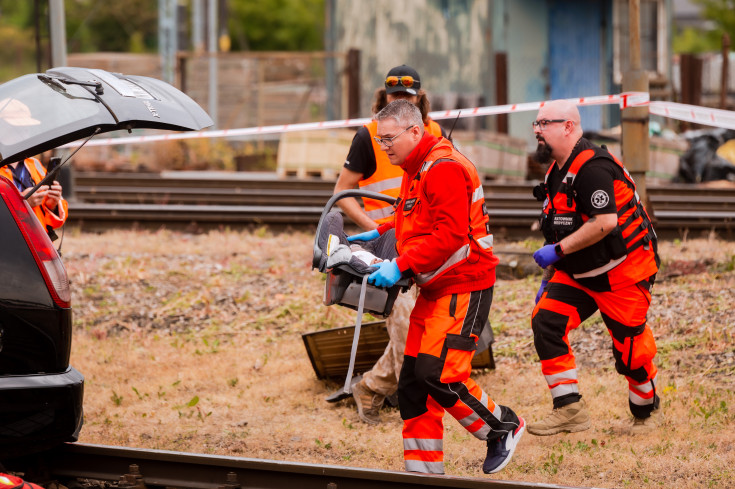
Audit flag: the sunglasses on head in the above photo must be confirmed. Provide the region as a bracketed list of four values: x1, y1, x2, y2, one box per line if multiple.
[385, 75, 416, 88]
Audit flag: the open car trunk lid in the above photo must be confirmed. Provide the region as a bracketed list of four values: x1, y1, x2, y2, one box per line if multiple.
[0, 66, 213, 166]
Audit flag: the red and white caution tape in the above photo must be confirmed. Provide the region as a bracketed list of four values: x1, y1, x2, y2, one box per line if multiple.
[649, 100, 735, 130]
[59, 90, 735, 147]
[427, 92, 648, 121]
[61, 92, 649, 148]
[60, 117, 375, 148]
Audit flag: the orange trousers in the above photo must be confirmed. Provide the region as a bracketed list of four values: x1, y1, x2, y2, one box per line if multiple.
[531, 270, 659, 418]
[398, 287, 520, 474]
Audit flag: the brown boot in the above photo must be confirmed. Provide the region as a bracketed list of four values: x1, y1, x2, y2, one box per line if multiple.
[630, 405, 663, 435]
[528, 399, 591, 436]
[352, 380, 385, 425]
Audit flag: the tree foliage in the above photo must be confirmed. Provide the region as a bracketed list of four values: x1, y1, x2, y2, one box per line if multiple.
[674, 0, 735, 53]
[227, 0, 324, 51]
[0, 0, 325, 54]
[65, 0, 159, 53]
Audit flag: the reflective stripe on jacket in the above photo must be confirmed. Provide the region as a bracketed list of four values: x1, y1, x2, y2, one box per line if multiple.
[395, 137, 497, 298]
[361, 120, 443, 224]
[538, 142, 658, 290]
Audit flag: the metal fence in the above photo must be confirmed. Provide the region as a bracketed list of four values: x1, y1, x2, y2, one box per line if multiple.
[67, 51, 351, 130]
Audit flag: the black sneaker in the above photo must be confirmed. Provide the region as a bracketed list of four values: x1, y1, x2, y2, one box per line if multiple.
[482, 417, 525, 474]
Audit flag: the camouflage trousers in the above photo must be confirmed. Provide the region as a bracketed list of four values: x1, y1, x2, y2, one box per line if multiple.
[363, 287, 416, 396]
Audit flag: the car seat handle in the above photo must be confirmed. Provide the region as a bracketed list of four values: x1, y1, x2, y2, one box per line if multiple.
[312, 189, 397, 270]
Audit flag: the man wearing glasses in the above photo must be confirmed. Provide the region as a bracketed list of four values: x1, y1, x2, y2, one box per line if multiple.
[362, 99, 524, 475]
[529, 99, 661, 436]
[331, 65, 445, 426]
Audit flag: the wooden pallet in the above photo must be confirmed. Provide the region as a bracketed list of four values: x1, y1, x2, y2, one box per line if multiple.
[276, 167, 338, 180]
[276, 129, 354, 180]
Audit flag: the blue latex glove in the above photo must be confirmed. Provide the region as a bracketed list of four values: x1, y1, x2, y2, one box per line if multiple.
[533, 244, 563, 268]
[347, 229, 380, 242]
[535, 279, 549, 304]
[368, 260, 401, 288]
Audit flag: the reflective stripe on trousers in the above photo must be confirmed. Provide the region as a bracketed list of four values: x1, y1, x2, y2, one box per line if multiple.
[531, 270, 658, 416]
[545, 368, 580, 398]
[629, 374, 657, 406]
[399, 288, 520, 474]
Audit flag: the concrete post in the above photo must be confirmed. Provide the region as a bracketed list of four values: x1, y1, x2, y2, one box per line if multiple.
[208, 0, 218, 129]
[48, 0, 67, 68]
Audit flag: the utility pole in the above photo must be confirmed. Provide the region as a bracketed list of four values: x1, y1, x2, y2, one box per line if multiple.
[48, 0, 67, 68]
[721, 33, 731, 110]
[191, 0, 205, 53]
[208, 0, 218, 129]
[49, 0, 73, 200]
[621, 0, 650, 204]
[159, 0, 178, 85]
[324, 0, 336, 121]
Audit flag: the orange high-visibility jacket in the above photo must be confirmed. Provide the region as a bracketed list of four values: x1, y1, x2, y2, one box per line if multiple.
[0, 157, 68, 231]
[391, 135, 498, 299]
[360, 119, 443, 224]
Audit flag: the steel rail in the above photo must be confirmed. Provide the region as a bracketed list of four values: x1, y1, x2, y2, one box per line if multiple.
[66, 172, 735, 238]
[23, 442, 592, 489]
[72, 185, 735, 210]
[73, 171, 735, 195]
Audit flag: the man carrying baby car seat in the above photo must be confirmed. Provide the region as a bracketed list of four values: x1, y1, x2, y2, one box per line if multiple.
[350, 99, 524, 475]
[333, 64, 445, 425]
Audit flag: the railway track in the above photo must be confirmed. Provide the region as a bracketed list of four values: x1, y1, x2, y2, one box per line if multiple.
[66, 171, 735, 239]
[6, 442, 589, 489]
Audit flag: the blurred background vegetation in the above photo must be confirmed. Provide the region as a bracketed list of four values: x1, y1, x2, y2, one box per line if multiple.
[674, 0, 735, 53]
[0, 0, 325, 82]
[1, 1, 734, 78]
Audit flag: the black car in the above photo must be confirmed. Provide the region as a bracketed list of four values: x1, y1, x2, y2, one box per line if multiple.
[0, 67, 212, 458]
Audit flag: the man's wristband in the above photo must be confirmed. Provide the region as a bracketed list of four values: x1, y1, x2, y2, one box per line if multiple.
[555, 242, 565, 257]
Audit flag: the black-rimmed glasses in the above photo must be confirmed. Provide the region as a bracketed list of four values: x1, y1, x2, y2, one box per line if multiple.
[532, 119, 569, 130]
[373, 125, 416, 147]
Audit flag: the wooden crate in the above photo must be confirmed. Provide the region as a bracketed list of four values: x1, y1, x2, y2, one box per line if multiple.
[276, 129, 355, 179]
[302, 320, 495, 381]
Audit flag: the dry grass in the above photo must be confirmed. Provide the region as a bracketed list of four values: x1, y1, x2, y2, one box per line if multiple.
[63, 227, 735, 488]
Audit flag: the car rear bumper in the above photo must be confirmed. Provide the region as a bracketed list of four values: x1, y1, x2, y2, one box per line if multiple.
[0, 366, 84, 458]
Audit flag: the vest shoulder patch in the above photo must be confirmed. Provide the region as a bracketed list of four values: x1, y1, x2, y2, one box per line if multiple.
[591, 189, 610, 209]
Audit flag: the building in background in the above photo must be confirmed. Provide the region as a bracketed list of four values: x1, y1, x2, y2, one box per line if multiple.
[333, 0, 673, 143]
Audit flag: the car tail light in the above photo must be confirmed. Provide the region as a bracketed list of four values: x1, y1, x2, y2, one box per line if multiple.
[0, 178, 71, 307]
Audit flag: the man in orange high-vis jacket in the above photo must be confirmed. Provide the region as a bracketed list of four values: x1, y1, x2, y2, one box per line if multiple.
[0, 157, 67, 239]
[359, 99, 524, 475]
[332, 65, 445, 425]
[529, 99, 661, 437]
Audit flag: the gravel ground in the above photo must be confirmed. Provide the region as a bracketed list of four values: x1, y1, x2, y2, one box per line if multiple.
[63, 228, 735, 488]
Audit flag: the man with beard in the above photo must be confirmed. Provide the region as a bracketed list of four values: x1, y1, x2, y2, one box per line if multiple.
[528, 100, 662, 436]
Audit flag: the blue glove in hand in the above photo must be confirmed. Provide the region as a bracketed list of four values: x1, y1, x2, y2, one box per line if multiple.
[535, 279, 549, 304]
[368, 260, 401, 288]
[347, 229, 379, 242]
[533, 244, 563, 268]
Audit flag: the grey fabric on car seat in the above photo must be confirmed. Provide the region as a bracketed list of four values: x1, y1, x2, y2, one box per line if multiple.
[317, 211, 397, 274]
